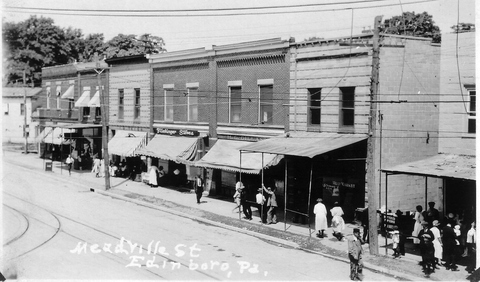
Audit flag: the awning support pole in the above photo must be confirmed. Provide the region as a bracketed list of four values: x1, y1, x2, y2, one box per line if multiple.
[60, 128, 63, 175]
[425, 177, 428, 211]
[239, 150, 242, 221]
[261, 153, 264, 225]
[307, 160, 313, 237]
[284, 157, 288, 232]
[385, 172, 388, 255]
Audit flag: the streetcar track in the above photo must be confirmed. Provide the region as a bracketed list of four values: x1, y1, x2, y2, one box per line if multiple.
[4, 190, 221, 280]
[3, 205, 30, 246]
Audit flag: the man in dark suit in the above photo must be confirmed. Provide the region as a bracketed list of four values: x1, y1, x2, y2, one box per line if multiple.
[443, 219, 459, 271]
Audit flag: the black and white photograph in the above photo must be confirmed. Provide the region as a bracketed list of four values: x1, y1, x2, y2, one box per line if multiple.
[1, 0, 477, 281]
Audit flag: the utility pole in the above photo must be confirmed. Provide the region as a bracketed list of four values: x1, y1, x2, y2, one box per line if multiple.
[23, 70, 28, 154]
[366, 15, 382, 256]
[95, 63, 110, 190]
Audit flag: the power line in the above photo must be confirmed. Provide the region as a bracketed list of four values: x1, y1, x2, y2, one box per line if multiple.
[4, 0, 438, 17]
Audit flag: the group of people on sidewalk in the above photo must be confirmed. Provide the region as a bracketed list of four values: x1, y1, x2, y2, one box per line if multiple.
[231, 181, 278, 224]
[409, 202, 477, 277]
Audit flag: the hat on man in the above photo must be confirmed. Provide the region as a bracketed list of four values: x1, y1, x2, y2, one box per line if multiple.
[316, 198, 323, 202]
[432, 220, 440, 227]
[353, 228, 360, 233]
[421, 221, 429, 226]
[257, 188, 263, 192]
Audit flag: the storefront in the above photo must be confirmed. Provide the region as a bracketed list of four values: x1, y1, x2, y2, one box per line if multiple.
[240, 132, 368, 234]
[108, 129, 149, 178]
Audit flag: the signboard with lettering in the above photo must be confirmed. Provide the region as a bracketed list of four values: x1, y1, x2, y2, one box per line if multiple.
[155, 128, 199, 137]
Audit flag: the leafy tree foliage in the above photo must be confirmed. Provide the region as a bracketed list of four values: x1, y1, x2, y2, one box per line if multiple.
[381, 11, 441, 43]
[104, 33, 166, 58]
[3, 15, 165, 86]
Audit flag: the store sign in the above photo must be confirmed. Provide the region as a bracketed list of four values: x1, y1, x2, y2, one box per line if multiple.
[323, 178, 356, 196]
[155, 128, 199, 137]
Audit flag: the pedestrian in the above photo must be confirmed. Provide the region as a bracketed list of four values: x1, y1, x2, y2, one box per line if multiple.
[314, 198, 328, 238]
[232, 186, 242, 213]
[92, 157, 100, 177]
[430, 220, 443, 268]
[418, 221, 435, 276]
[240, 184, 252, 220]
[466, 222, 476, 274]
[426, 202, 440, 226]
[412, 205, 425, 248]
[262, 184, 278, 224]
[65, 154, 74, 175]
[255, 188, 267, 223]
[390, 227, 401, 258]
[195, 174, 204, 204]
[395, 210, 407, 256]
[348, 228, 364, 281]
[331, 202, 346, 241]
[157, 166, 165, 186]
[442, 219, 459, 271]
[148, 165, 159, 187]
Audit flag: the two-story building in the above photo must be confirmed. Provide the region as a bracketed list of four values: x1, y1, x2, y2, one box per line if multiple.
[35, 61, 107, 168]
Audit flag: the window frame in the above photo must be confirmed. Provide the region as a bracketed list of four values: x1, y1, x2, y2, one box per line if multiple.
[467, 88, 476, 134]
[134, 88, 141, 120]
[187, 87, 199, 122]
[308, 88, 322, 126]
[118, 88, 124, 120]
[340, 87, 355, 127]
[229, 86, 242, 123]
[258, 84, 273, 125]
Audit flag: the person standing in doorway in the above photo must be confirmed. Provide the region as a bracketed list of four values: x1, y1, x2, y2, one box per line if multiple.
[348, 228, 364, 281]
[65, 154, 74, 175]
[314, 198, 328, 238]
[443, 219, 459, 271]
[412, 205, 425, 249]
[262, 184, 278, 224]
[195, 174, 204, 204]
[426, 202, 440, 227]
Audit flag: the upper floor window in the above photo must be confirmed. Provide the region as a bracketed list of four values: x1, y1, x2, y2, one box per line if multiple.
[164, 88, 174, 121]
[134, 88, 141, 119]
[230, 86, 242, 123]
[259, 85, 273, 124]
[308, 88, 322, 125]
[20, 103, 25, 116]
[468, 89, 476, 134]
[46, 86, 51, 109]
[118, 89, 124, 120]
[56, 85, 61, 109]
[188, 88, 198, 122]
[340, 87, 355, 127]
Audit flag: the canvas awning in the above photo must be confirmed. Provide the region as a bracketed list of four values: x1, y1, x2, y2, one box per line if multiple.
[108, 130, 148, 157]
[61, 85, 74, 99]
[42, 127, 75, 145]
[381, 153, 476, 181]
[239, 132, 368, 158]
[88, 90, 100, 107]
[195, 139, 283, 174]
[74, 89, 90, 107]
[135, 135, 199, 164]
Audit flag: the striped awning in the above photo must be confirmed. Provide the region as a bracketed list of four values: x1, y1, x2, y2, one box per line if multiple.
[75, 89, 90, 107]
[135, 135, 199, 164]
[88, 90, 100, 107]
[194, 139, 282, 174]
[108, 130, 148, 157]
[42, 127, 75, 145]
[61, 85, 74, 99]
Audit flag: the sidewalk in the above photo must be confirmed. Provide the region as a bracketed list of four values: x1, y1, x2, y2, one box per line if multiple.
[2, 149, 471, 281]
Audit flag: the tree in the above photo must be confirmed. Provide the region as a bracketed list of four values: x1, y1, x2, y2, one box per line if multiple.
[381, 11, 441, 43]
[105, 33, 166, 58]
[81, 33, 107, 62]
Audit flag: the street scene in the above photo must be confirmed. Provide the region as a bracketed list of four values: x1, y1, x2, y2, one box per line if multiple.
[2, 0, 477, 281]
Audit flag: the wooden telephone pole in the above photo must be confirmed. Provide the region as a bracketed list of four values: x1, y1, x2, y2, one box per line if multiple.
[366, 15, 383, 255]
[94, 63, 110, 190]
[23, 70, 28, 154]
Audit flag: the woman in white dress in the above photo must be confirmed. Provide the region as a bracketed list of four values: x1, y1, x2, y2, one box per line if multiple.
[430, 220, 443, 267]
[148, 165, 159, 187]
[330, 202, 345, 240]
[412, 205, 424, 246]
[314, 198, 328, 238]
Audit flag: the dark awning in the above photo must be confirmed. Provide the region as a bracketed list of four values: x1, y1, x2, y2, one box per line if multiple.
[239, 132, 367, 158]
[195, 139, 283, 174]
[108, 130, 147, 157]
[135, 135, 199, 164]
[381, 153, 476, 181]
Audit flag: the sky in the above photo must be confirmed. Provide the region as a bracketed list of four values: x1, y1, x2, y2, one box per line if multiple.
[1, 0, 477, 52]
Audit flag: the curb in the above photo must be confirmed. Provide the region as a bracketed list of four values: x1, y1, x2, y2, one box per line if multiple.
[92, 188, 427, 281]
